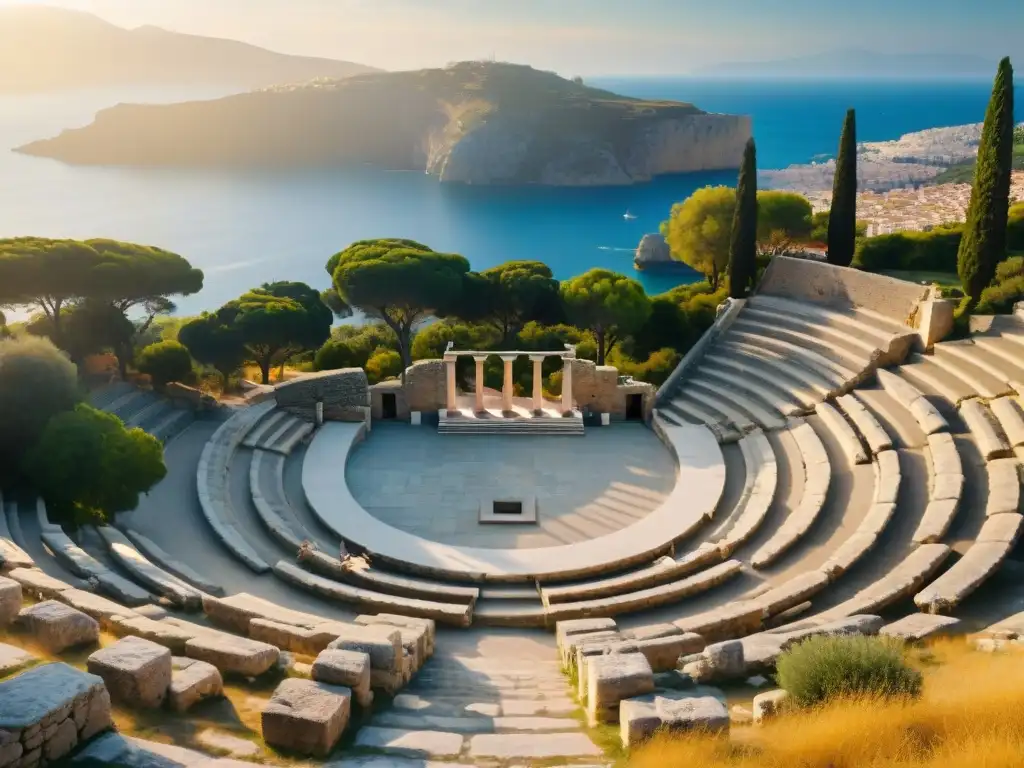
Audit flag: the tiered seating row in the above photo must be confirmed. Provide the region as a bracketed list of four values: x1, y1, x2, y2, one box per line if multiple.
[913, 433, 965, 545]
[243, 408, 315, 455]
[94, 526, 204, 610]
[816, 401, 869, 465]
[750, 421, 830, 568]
[877, 369, 948, 435]
[837, 393, 894, 455]
[713, 430, 779, 556]
[960, 398, 1012, 460]
[196, 400, 277, 573]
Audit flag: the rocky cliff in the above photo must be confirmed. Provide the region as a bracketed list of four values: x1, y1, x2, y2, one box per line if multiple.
[18, 62, 751, 187]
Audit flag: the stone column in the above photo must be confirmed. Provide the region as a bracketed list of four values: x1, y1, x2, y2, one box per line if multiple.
[444, 356, 457, 414]
[561, 356, 574, 415]
[530, 355, 545, 414]
[500, 355, 517, 414]
[473, 355, 488, 413]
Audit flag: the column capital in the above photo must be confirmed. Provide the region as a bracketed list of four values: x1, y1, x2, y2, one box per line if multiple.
[473, 354, 490, 363]
[499, 354, 519, 363]
[443, 353, 458, 363]
[528, 354, 548, 363]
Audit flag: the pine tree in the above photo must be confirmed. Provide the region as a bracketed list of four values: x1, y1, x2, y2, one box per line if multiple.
[728, 138, 758, 299]
[827, 109, 857, 266]
[958, 57, 1015, 309]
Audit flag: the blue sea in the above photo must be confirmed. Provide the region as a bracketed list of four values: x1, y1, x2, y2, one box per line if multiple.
[0, 78, 1017, 316]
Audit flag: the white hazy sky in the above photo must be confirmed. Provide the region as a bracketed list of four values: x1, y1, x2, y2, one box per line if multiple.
[0, 0, 1020, 75]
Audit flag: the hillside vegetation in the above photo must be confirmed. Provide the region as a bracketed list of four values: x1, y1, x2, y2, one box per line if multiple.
[18, 61, 750, 186]
[931, 141, 1024, 184]
[0, 5, 376, 93]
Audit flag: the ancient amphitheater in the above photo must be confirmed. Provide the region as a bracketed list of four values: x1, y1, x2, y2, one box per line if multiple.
[2, 256, 1024, 766]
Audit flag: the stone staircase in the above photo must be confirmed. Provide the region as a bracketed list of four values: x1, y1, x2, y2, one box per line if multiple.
[438, 409, 585, 436]
[354, 631, 605, 765]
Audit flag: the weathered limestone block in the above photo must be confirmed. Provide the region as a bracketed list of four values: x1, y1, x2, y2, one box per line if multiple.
[6, 568, 73, 601]
[880, 614, 961, 642]
[752, 689, 789, 723]
[185, 634, 279, 677]
[169, 657, 223, 713]
[986, 459, 1021, 517]
[586, 653, 654, 726]
[0, 643, 37, 678]
[107, 614, 197, 654]
[0, 578, 21, 628]
[622, 623, 685, 642]
[701, 640, 745, 681]
[577, 640, 638, 701]
[59, 590, 136, 629]
[312, 649, 373, 708]
[328, 625, 403, 694]
[87, 636, 173, 709]
[404, 360, 446, 413]
[0, 664, 111, 765]
[620, 693, 729, 747]
[17, 601, 99, 653]
[622, 634, 704, 673]
[249, 618, 325, 656]
[262, 679, 351, 758]
[202, 593, 321, 636]
[560, 629, 621, 669]
[355, 614, 436, 657]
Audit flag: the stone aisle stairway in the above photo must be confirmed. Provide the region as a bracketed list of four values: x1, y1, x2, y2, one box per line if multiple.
[352, 629, 607, 766]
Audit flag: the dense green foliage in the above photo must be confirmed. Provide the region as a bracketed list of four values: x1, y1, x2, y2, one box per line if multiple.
[776, 635, 923, 708]
[728, 139, 759, 299]
[978, 255, 1024, 314]
[0, 237, 203, 375]
[365, 348, 403, 384]
[664, 187, 816, 288]
[0, 336, 81, 481]
[24, 404, 166, 526]
[930, 144, 1024, 184]
[458, 261, 562, 342]
[180, 281, 331, 384]
[328, 239, 470, 372]
[136, 340, 194, 389]
[958, 58, 1016, 307]
[828, 109, 858, 267]
[560, 269, 651, 365]
[314, 324, 398, 372]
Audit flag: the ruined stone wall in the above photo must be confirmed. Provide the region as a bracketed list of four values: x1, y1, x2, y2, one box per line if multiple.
[0, 663, 112, 768]
[569, 360, 656, 420]
[757, 256, 930, 326]
[369, 380, 410, 420]
[404, 360, 446, 413]
[273, 369, 369, 422]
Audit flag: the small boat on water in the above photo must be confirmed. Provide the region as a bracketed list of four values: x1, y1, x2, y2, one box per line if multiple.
[623, 210, 637, 221]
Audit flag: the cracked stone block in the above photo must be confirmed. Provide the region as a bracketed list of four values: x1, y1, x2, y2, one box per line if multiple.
[17, 601, 99, 653]
[262, 679, 351, 758]
[0, 578, 21, 628]
[312, 649, 372, 708]
[87, 637, 172, 709]
[620, 693, 729, 747]
[586, 652, 654, 726]
[169, 657, 223, 713]
[701, 639, 745, 681]
[328, 625, 402, 694]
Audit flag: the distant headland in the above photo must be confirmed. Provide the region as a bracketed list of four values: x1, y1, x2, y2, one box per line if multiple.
[16, 61, 752, 187]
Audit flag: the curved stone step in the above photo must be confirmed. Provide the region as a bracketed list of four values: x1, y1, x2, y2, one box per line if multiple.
[878, 369, 948, 435]
[686, 378, 788, 431]
[989, 396, 1024, 448]
[740, 305, 881, 358]
[816, 401, 869, 465]
[718, 340, 837, 396]
[748, 294, 906, 343]
[750, 421, 830, 568]
[914, 513, 1024, 614]
[698, 365, 807, 417]
[932, 343, 1013, 399]
[714, 431, 779, 555]
[985, 459, 1022, 518]
[837, 393, 894, 455]
[123, 529, 224, 597]
[704, 352, 819, 409]
[959, 399, 1012, 460]
[95, 526, 203, 610]
[896, 355, 974, 405]
[912, 433, 966, 545]
[728, 326, 862, 383]
[40, 530, 152, 606]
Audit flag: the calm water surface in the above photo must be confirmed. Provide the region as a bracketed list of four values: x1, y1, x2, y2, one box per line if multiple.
[0, 78, 1014, 315]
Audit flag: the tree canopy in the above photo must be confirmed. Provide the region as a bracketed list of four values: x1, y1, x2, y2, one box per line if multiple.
[178, 312, 247, 387]
[136, 340, 194, 389]
[0, 335, 81, 482]
[828, 109, 858, 267]
[959, 58, 1015, 308]
[756, 190, 812, 252]
[328, 239, 470, 372]
[23, 404, 166, 526]
[458, 261, 562, 342]
[0, 238, 202, 339]
[560, 269, 651, 365]
[729, 138, 759, 299]
[663, 186, 736, 290]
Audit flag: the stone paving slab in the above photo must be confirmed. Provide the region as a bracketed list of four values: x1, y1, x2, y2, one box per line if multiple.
[0, 642, 37, 677]
[469, 732, 603, 759]
[353, 727, 464, 758]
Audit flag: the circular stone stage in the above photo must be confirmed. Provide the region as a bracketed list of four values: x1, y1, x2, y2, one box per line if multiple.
[346, 423, 676, 549]
[301, 419, 727, 581]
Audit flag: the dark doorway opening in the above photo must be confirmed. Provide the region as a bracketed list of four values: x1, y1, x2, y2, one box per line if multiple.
[493, 500, 524, 516]
[381, 393, 397, 420]
[626, 394, 644, 421]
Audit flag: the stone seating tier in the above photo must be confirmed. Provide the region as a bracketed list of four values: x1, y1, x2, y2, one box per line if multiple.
[94, 526, 203, 611]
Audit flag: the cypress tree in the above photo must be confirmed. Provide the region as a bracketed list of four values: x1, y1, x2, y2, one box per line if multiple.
[827, 109, 857, 266]
[958, 57, 1015, 308]
[728, 138, 758, 299]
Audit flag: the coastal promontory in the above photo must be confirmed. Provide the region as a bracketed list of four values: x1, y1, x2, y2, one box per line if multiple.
[18, 62, 752, 187]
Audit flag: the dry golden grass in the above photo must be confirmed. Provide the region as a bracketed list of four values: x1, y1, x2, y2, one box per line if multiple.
[629, 640, 1024, 768]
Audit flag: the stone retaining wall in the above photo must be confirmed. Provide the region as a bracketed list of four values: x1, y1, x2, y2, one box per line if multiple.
[757, 255, 930, 327]
[0, 663, 112, 768]
[404, 360, 446, 413]
[274, 369, 369, 423]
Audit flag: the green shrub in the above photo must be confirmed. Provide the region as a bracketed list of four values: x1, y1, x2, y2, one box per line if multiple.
[136, 340, 194, 389]
[854, 226, 963, 272]
[775, 635, 922, 707]
[365, 347, 403, 384]
[977, 274, 1024, 314]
